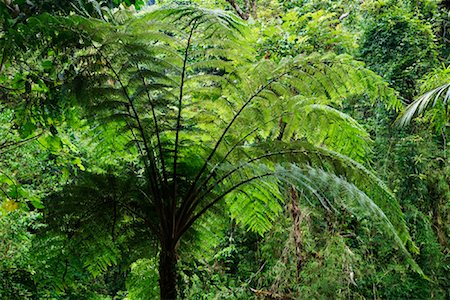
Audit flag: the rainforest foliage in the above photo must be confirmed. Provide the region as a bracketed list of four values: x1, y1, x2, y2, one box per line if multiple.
[0, 0, 448, 299]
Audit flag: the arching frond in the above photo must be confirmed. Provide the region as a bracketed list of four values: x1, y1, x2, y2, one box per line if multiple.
[214, 52, 400, 167]
[227, 175, 284, 233]
[189, 142, 422, 275]
[42, 171, 158, 280]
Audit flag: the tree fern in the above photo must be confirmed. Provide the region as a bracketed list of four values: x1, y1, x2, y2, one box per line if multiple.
[9, 5, 423, 298]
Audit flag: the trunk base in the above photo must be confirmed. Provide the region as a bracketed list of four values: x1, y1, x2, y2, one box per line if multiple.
[159, 246, 178, 299]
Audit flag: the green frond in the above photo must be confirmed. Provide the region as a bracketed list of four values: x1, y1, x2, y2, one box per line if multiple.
[395, 64, 450, 130]
[293, 104, 371, 163]
[226, 175, 283, 234]
[82, 234, 121, 278]
[202, 137, 422, 279]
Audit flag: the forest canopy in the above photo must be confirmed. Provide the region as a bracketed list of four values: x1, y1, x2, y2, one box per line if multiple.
[0, 0, 448, 299]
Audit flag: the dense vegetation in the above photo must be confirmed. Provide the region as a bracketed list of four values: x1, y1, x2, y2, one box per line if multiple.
[0, 0, 448, 299]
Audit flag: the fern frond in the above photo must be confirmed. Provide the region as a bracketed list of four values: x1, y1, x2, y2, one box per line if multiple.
[294, 104, 371, 162]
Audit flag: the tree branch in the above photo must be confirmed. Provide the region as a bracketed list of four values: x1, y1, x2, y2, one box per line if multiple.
[0, 131, 43, 153]
[225, 0, 250, 20]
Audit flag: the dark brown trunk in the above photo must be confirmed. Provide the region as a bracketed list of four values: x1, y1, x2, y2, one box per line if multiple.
[159, 243, 178, 299]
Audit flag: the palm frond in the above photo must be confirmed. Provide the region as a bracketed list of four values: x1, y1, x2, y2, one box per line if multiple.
[397, 83, 450, 127]
[397, 64, 450, 127]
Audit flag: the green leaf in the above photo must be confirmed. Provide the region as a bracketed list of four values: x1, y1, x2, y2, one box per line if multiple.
[41, 60, 53, 70]
[73, 157, 86, 171]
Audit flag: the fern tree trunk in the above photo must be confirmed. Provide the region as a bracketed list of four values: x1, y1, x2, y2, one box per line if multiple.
[159, 240, 178, 299]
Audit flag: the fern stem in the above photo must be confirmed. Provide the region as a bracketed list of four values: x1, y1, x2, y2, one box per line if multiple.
[139, 68, 169, 187]
[0, 131, 44, 154]
[173, 19, 198, 211]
